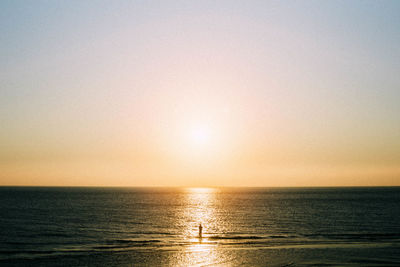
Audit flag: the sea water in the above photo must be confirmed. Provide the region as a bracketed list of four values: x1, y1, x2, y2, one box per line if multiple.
[1, 187, 399, 266]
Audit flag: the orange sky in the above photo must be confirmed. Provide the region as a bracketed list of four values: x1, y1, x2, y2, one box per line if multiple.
[1, 1, 399, 186]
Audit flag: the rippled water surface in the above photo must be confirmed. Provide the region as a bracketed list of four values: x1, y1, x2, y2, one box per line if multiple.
[1, 187, 400, 266]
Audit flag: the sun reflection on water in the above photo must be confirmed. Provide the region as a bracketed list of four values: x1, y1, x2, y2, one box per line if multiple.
[172, 187, 228, 266]
[183, 188, 216, 240]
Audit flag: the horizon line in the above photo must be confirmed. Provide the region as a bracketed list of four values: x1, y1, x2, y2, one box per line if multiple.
[1, 185, 399, 188]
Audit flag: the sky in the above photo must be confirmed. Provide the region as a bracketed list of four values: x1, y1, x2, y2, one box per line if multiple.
[1, 0, 400, 187]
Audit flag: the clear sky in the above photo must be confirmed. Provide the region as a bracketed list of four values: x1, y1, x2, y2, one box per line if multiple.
[1, 0, 399, 187]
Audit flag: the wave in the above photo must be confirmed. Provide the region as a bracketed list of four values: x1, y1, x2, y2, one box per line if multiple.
[0, 239, 163, 257]
[207, 234, 293, 240]
[208, 235, 264, 240]
[93, 239, 162, 249]
[302, 233, 400, 241]
[34, 232, 71, 238]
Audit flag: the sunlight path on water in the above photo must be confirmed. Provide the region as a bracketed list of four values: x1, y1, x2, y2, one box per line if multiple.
[172, 188, 232, 266]
[183, 188, 216, 242]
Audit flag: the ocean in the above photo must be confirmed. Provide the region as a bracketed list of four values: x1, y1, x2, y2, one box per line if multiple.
[0, 187, 399, 266]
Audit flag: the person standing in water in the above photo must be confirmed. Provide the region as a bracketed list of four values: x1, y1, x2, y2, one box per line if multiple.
[199, 223, 203, 238]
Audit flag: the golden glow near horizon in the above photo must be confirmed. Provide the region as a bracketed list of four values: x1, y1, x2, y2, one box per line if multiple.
[1, 1, 400, 187]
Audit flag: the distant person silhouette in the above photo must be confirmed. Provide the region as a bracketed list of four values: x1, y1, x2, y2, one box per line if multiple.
[199, 223, 203, 238]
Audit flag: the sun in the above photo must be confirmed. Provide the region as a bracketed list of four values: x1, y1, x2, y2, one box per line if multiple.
[172, 117, 227, 162]
[189, 124, 212, 148]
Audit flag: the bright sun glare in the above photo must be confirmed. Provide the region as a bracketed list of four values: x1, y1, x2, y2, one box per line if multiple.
[177, 119, 225, 162]
[189, 124, 212, 148]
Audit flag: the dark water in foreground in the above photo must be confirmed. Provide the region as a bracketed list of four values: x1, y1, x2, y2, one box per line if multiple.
[1, 187, 400, 266]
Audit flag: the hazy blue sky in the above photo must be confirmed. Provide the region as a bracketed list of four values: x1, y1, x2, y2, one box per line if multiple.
[1, 1, 399, 186]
